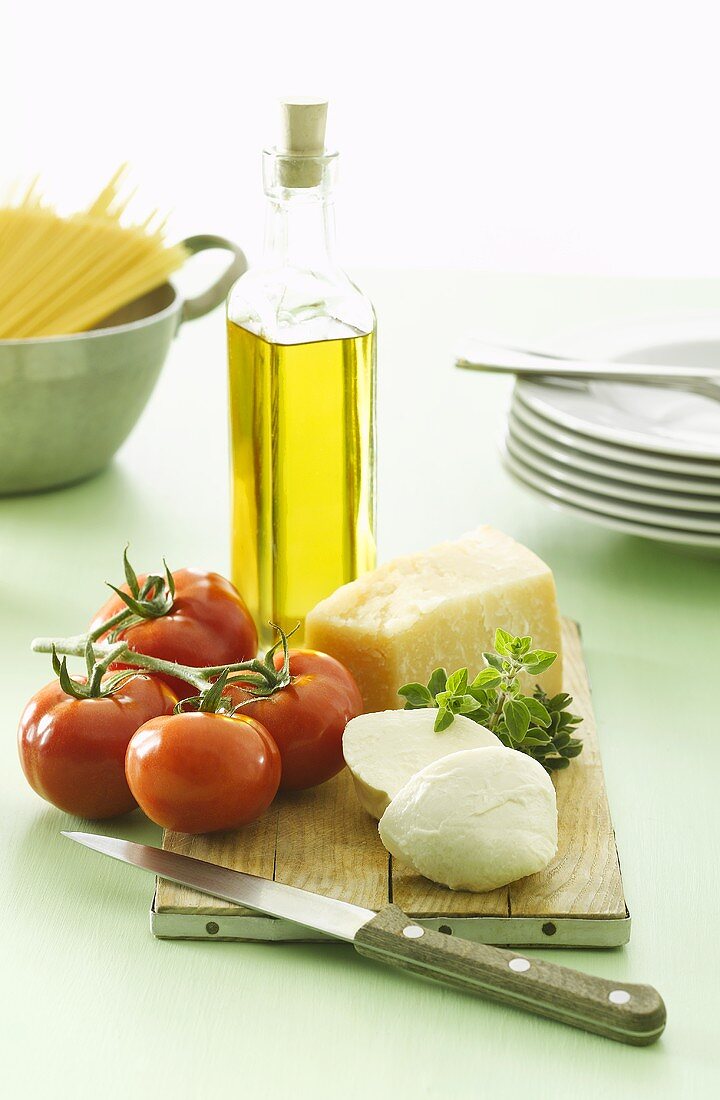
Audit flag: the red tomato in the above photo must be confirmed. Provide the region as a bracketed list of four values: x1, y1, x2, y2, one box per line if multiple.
[90, 568, 258, 700]
[125, 712, 281, 834]
[18, 676, 177, 819]
[226, 650, 363, 791]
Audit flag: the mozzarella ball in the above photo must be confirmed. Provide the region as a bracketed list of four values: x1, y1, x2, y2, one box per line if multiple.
[378, 746, 557, 891]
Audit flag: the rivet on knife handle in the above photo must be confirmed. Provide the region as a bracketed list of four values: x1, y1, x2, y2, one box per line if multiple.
[354, 905, 666, 1046]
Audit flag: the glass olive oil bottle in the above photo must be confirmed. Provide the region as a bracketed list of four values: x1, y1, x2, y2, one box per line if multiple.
[227, 100, 376, 646]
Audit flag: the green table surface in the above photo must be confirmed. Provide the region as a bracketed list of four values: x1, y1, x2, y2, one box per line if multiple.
[2, 271, 719, 1098]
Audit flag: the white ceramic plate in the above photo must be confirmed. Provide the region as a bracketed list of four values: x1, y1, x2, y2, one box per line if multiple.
[517, 376, 720, 459]
[500, 446, 720, 550]
[505, 429, 720, 513]
[508, 410, 720, 495]
[510, 319, 720, 459]
[515, 334, 720, 460]
[512, 394, 720, 477]
[500, 445, 720, 533]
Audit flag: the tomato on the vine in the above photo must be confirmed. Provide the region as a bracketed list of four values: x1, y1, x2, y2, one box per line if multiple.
[226, 649, 363, 791]
[90, 568, 258, 700]
[125, 712, 281, 833]
[18, 675, 177, 819]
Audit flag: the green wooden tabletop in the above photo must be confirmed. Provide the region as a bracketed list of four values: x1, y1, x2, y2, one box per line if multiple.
[2, 271, 718, 1098]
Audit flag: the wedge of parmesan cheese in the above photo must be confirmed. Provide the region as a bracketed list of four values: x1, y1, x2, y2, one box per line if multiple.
[343, 709, 501, 819]
[305, 526, 563, 713]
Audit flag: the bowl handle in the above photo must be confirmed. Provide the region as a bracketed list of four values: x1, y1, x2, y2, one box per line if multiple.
[179, 235, 249, 323]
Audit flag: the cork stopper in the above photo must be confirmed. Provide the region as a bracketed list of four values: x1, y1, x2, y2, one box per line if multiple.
[277, 98, 329, 187]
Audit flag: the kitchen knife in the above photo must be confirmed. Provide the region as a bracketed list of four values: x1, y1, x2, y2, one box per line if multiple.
[63, 831, 666, 1046]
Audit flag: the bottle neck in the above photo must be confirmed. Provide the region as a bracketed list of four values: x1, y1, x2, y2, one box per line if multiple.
[263, 192, 337, 270]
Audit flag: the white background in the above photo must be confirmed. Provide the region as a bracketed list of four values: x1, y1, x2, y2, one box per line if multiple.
[2, 0, 719, 276]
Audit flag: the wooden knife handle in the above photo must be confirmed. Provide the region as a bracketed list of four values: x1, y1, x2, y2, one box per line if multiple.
[354, 905, 666, 1046]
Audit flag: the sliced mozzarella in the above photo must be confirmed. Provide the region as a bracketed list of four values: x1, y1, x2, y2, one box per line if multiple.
[343, 709, 500, 819]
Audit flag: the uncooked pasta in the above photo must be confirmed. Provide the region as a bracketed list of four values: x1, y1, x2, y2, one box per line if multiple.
[0, 166, 187, 339]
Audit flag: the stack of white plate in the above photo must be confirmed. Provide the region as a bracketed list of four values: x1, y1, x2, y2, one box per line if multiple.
[500, 330, 720, 550]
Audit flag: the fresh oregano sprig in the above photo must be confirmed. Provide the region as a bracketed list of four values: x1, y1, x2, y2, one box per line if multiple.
[398, 628, 583, 773]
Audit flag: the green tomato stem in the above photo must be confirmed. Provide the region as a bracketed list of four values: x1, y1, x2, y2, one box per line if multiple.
[33, 634, 98, 658]
[32, 634, 284, 695]
[87, 607, 133, 643]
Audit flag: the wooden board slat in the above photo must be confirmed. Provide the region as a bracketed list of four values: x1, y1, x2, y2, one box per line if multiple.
[158, 806, 279, 915]
[273, 768, 389, 911]
[156, 618, 627, 943]
[391, 865, 510, 917]
[509, 620, 625, 919]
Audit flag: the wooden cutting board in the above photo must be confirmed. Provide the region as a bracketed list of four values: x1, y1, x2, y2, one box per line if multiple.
[152, 619, 629, 947]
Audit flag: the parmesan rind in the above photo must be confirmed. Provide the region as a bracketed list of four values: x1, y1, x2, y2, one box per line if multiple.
[378, 746, 558, 892]
[305, 526, 563, 714]
[343, 709, 501, 819]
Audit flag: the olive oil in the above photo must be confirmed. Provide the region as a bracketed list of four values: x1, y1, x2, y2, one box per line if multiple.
[228, 321, 376, 645]
[226, 100, 377, 644]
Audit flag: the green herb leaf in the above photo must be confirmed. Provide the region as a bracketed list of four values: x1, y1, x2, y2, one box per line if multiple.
[470, 667, 502, 690]
[503, 698, 530, 742]
[545, 756, 571, 771]
[434, 708, 454, 732]
[456, 694, 484, 715]
[523, 649, 557, 675]
[427, 668, 448, 697]
[467, 687, 492, 707]
[445, 668, 469, 696]
[466, 705, 493, 726]
[546, 692, 573, 712]
[520, 695, 552, 728]
[494, 628, 515, 656]
[522, 733, 553, 746]
[398, 682, 434, 708]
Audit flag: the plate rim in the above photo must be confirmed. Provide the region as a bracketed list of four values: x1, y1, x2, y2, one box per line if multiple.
[500, 447, 720, 549]
[512, 393, 720, 476]
[501, 444, 720, 534]
[516, 377, 720, 460]
[508, 409, 720, 494]
[505, 429, 720, 513]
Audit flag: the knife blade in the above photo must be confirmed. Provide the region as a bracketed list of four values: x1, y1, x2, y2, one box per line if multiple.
[63, 831, 666, 1046]
[63, 831, 372, 940]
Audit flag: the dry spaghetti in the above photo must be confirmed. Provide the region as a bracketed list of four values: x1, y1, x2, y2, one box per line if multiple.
[0, 167, 187, 339]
